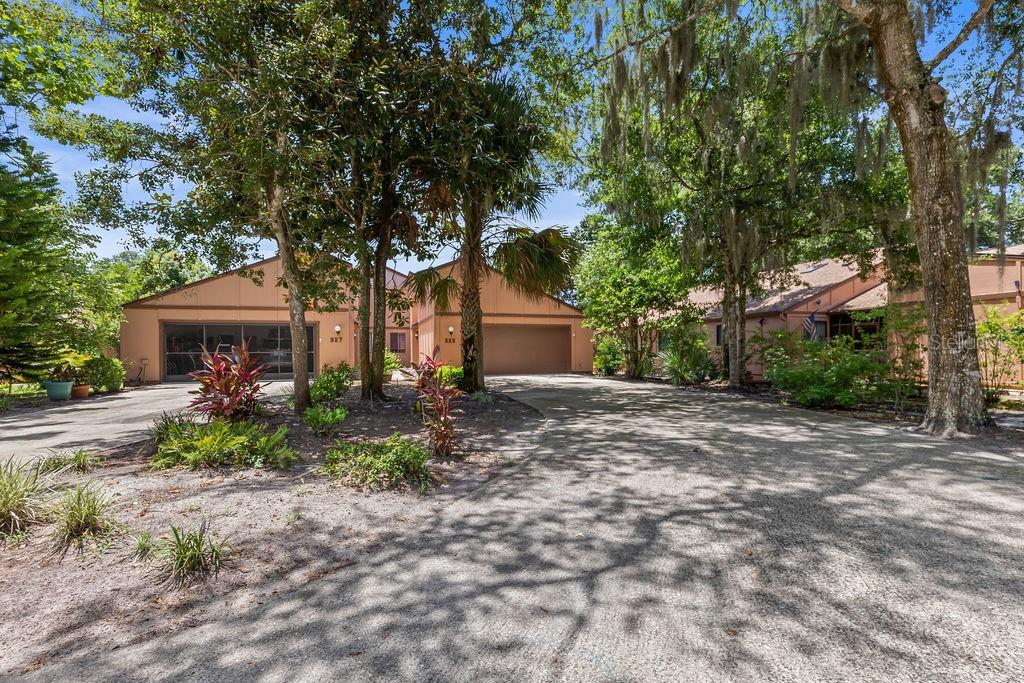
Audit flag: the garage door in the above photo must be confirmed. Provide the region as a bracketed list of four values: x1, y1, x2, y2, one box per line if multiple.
[483, 324, 570, 375]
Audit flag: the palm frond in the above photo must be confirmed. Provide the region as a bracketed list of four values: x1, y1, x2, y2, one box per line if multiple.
[492, 226, 578, 300]
[409, 266, 460, 312]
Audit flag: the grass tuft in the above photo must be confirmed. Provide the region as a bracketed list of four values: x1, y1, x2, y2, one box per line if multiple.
[52, 483, 115, 552]
[323, 433, 431, 493]
[156, 522, 227, 587]
[38, 449, 105, 475]
[132, 531, 155, 560]
[0, 458, 49, 537]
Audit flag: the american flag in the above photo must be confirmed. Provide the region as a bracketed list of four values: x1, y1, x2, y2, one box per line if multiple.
[803, 313, 818, 340]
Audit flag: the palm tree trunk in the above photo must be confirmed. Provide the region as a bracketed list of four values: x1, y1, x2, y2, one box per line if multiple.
[864, 1, 989, 434]
[459, 199, 486, 392]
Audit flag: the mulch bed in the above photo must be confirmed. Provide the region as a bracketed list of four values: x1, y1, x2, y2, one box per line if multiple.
[0, 379, 542, 676]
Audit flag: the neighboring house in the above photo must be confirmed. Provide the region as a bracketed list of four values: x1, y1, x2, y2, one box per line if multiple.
[119, 255, 594, 383]
[689, 249, 1024, 383]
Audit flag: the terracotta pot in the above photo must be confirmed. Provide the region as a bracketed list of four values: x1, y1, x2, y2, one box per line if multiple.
[71, 384, 91, 399]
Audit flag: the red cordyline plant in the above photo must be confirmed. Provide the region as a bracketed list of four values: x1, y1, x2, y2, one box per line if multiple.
[416, 348, 462, 458]
[189, 339, 270, 421]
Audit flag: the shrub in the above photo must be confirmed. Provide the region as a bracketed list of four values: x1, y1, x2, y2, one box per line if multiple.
[0, 393, 11, 413]
[415, 351, 462, 457]
[52, 484, 115, 552]
[156, 522, 227, 586]
[764, 336, 887, 408]
[659, 341, 717, 386]
[434, 365, 464, 387]
[38, 449, 105, 474]
[0, 459, 48, 536]
[384, 350, 403, 374]
[324, 433, 431, 493]
[151, 419, 298, 470]
[976, 306, 1024, 391]
[303, 405, 348, 436]
[593, 336, 625, 376]
[81, 356, 125, 393]
[309, 362, 353, 404]
[189, 339, 269, 420]
[149, 411, 198, 444]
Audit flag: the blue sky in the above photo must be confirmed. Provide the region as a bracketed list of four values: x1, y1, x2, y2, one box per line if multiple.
[22, 95, 590, 273]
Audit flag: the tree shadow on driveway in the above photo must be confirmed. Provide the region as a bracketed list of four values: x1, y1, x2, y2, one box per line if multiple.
[21, 376, 1024, 681]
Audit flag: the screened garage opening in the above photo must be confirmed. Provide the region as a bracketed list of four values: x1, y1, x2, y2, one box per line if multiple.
[163, 323, 315, 381]
[482, 324, 571, 375]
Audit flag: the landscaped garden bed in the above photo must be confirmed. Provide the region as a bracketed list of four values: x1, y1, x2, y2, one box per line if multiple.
[0, 376, 540, 675]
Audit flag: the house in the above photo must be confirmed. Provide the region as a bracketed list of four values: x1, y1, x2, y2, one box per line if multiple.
[690, 249, 1024, 383]
[119, 255, 594, 383]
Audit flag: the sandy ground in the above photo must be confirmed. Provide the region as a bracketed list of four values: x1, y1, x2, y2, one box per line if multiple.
[0, 381, 542, 675]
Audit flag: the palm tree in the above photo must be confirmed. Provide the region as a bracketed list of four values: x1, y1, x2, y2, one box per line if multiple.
[414, 77, 576, 392]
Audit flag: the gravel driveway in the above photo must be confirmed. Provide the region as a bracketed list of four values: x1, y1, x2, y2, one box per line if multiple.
[26, 375, 1024, 681]
[0, 382, 290, 464]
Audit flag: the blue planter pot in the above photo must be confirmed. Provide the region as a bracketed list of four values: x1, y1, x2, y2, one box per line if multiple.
[43, 380, 73, 401]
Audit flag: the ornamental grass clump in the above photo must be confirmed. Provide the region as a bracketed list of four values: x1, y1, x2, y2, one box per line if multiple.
[324, 433, 431, 493]
[38, 448, 105, 474]
[0, 458, 49, 537]
[156, 522, 227, 587]
[52, 483, 116, 553]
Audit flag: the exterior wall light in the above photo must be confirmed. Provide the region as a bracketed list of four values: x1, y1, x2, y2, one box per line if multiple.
[448, 326, 455, 333]
[334, 324, 342, 333]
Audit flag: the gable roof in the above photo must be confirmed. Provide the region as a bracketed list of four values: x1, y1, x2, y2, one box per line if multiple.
[122, 254, 408, 308]
[692, 257, 874, 319]
[975, 244, 1024, 258]
[833, 282, 889, 312]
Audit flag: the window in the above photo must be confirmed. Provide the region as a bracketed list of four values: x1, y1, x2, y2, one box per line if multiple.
[715, 324, 722, 346]
[164, 323, 315, 380]
[804, 320, 827, 340]
[389, 332, 407, 354]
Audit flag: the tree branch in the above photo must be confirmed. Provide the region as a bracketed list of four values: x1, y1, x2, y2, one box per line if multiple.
[832, 0, 871, 23]
[925, 0, 995, 71]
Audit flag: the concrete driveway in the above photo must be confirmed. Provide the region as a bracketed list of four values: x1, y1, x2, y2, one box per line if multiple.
[26, 375, 1024, 681]
[0, 382, 290, 464]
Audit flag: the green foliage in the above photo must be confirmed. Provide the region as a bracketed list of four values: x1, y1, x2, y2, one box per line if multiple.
[309, 362, 354, 405]
[976, 305, 1024, 391]
[575, 218, 691, 379]
[0, 458, 48, 537]
[132, 531, 156, 560]
[324, 433, 431, 493]
[81, 356, 125, 392]
[303, 405, 348, 436]
[659, 338, 717, 386]
[38, 449, 104, 475]
[151, 419, 298, 470]
[434, 365, 464, 387]
[384, 350, 403, 374]
[149, 411, 198, 444]
[51, 483, 115, 552]
[764, 336, 888, 408]
[156, 522, 227, 587]
[593, 336, 625, 376]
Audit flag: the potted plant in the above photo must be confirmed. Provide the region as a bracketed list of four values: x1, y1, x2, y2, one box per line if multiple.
[71, 365, 91, 399]
[43, 361, 76, 401]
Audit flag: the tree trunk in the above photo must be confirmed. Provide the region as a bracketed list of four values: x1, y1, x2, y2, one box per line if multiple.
[368, 225, 389, 401]
[357, 249, 375, 400]
[722, 257, 742, 389]
[266, 180, 311, 413]
[623, 317, 642, 379]
[735, 280, 748, 388]
[459, 199, 486, 393]
[864, 3, 989, 434]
